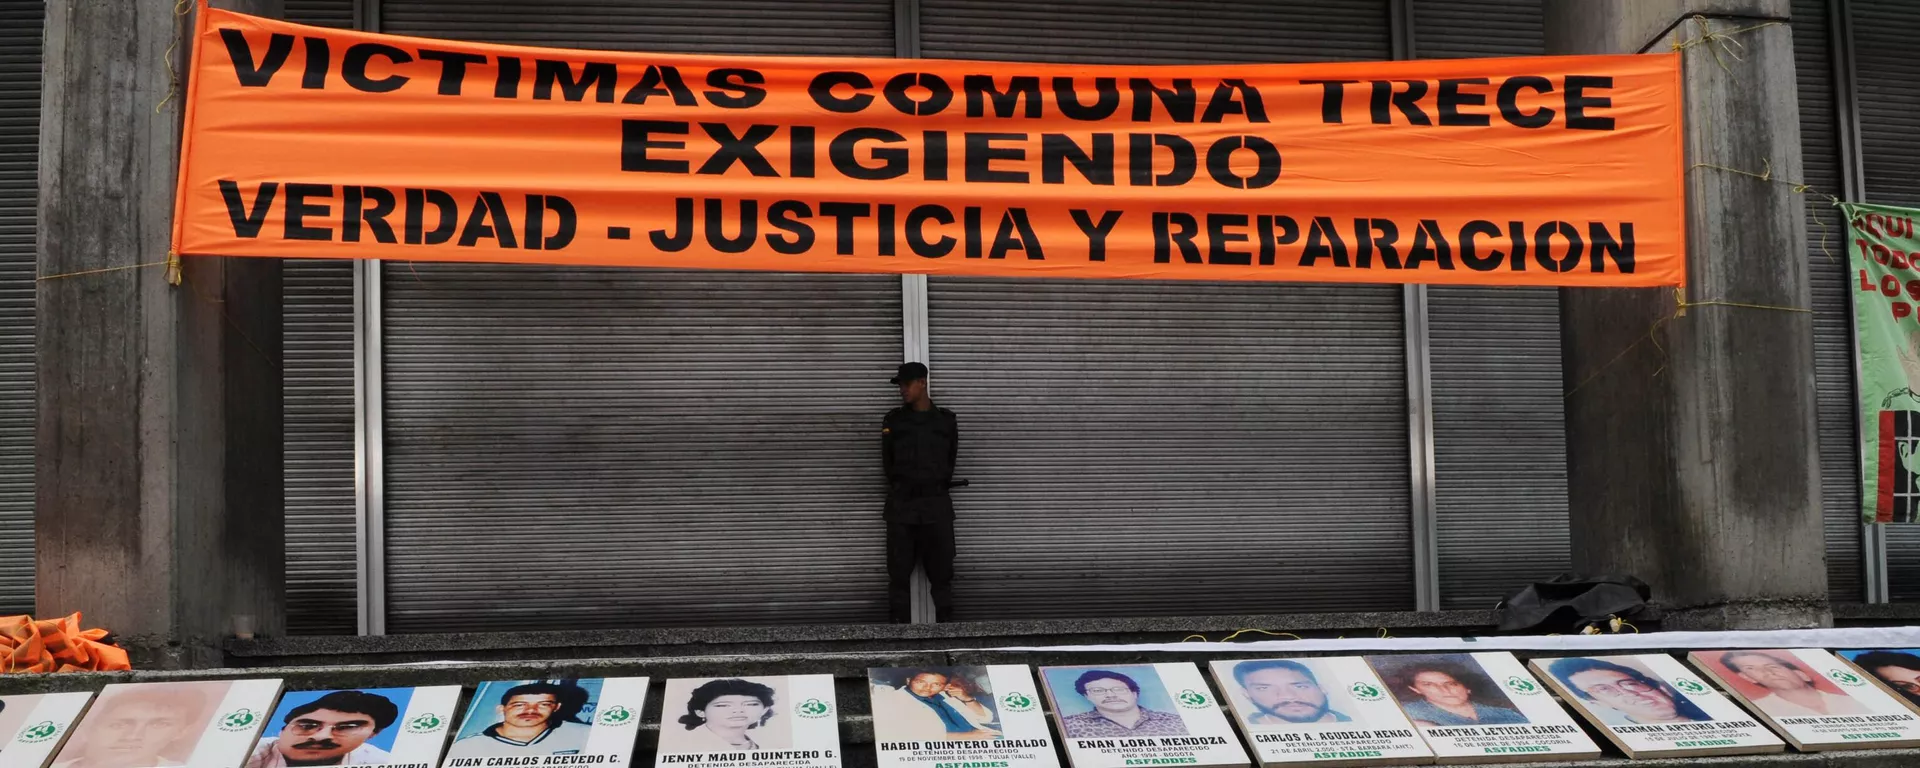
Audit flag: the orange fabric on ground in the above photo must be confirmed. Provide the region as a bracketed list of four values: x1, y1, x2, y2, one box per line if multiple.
[0, 613, 131, 673]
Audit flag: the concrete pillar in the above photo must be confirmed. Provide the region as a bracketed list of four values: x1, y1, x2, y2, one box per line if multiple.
[37, 0, 285, 667]
[1548, 0, 1828, 629]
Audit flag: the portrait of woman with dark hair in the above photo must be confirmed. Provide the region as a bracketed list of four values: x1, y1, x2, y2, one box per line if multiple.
[661, 678, 791, 752]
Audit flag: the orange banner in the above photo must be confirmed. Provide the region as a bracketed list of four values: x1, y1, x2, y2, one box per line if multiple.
[173, 7, 1685, 287]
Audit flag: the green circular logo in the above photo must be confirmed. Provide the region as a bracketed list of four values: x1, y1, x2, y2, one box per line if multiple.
[1505, 676, 1541, 696]
[16, 721, 59, 743]
[1673, 678, 1710, 696]
[1348, 681, 1385, 702]
[797, 698, 832, 718]
[1176, 690, 1210, 709]
[1829, 669, 1867, 687]
[218, 709, 259, 731]
[406, 713, 444, 733]
[1002, 692, 1036, 712]
[598, 706, 635, 726]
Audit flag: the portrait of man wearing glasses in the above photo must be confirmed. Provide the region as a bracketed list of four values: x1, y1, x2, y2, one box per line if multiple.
[1545, 658, 1710, 727]
[1056, 670, 1189, 738]
[247, 690, 400, 767]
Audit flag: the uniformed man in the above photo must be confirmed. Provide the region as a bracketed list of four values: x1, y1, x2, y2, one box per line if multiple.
[883, 362, 959, 623]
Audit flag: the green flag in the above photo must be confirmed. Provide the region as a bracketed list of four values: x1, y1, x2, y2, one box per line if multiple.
[1848, 201, 1920, 523]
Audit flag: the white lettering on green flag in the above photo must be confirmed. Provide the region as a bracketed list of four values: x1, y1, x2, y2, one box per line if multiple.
[1849, 202, 1920, 523]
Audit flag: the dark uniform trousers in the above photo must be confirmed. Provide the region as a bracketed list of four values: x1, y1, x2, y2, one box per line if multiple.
[882, 405, 959, 623]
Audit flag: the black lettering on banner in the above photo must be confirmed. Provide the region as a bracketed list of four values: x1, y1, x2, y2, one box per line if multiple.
[1209, 214, 1252, 265]
[1497, 77, 1555, 128]
[1408, 219, 1454, 269]
[810, 71, 874, 113]
[966, 75, 1043, 118]
[495, 56, 522, 99]
[820, 202, 872, 255]
[220, 29, 293, 87]
[1041, 134, 1114, 185]
[1305, 79, 1358, 123]
[1204, 136, 1282, 189]
[990, 208, 1044, 259]
[537, 194, 577, 250]
[536, 59, 618, 103]
[344, 186, 399, 244]
[622, 64, 698, 106]
[524, 194, 547, 251]
[220, 180, 279, 238]
[1130, 78, 1196, 122]
[1129, 134, 1196, 187]
[650, 197, 694, 251]
[1268, 215, 1301, 266]
[284, 183, 334, 241]
[830, 128, 910, 181]
[886, 72, 954, 116]
[705, 68, 768, 109]
[342, 43, 412, 93]
[1071, 209, 1122, 261]
[1372, 80, 1432, 125]
[791, 126, 818, 178]
[419, 49, 487, 96]
[1257, 214, 1297, 265]
[1356, 218, 1401, 269]
[698, 123, 780, 177]
[1590, 222, 1635, 272]
[1437, 78, 1491, 127]
[1154, 212, 1202, 264]
[878, 203, 896, 256]
[1056, 77, 1120, 121]
[967, 133, 1030, 184]
[965, 206, 983, 258]
[404, 188, 459, 246]
[706, 198, 757, 253]
[1534, 220, 1582, 271]
[924, 131, 950, 181]
[301, 37, 329, 90]
[1507, 220, 1531, 270]
[459, 191, 518, 248]
[1565, 76, 1616, 130]
[1201, 79, 1269, 123]
[766, 200, 815, 254]
[622, 120, 691, 174]
[1301, 216, 1350, 267]
[907, 204, 956, 258]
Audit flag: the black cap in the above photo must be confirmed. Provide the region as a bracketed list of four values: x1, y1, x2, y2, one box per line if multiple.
[890, 362, 929, 385]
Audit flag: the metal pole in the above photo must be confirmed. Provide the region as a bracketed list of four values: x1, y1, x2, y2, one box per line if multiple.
[353, 0, 388, 635]
[1390, 0, 1440, 612]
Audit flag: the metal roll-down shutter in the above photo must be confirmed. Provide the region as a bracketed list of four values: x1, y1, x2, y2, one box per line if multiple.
[376, 1, 902, 631]
[0, 0, 42, 614]
[920, 0, 1414, 618]
[1414, 0, 1572, 610]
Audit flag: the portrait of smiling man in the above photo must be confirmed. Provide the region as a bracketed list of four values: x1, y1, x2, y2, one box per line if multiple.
[1546, 658, 1709, 726]
[247, 690, 400, 767]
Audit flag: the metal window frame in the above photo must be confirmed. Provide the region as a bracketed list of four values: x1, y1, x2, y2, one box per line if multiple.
[353, 0, 387, 636]
[1390, 0, 1440, 612]
[1828, 0, 1889, 603]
